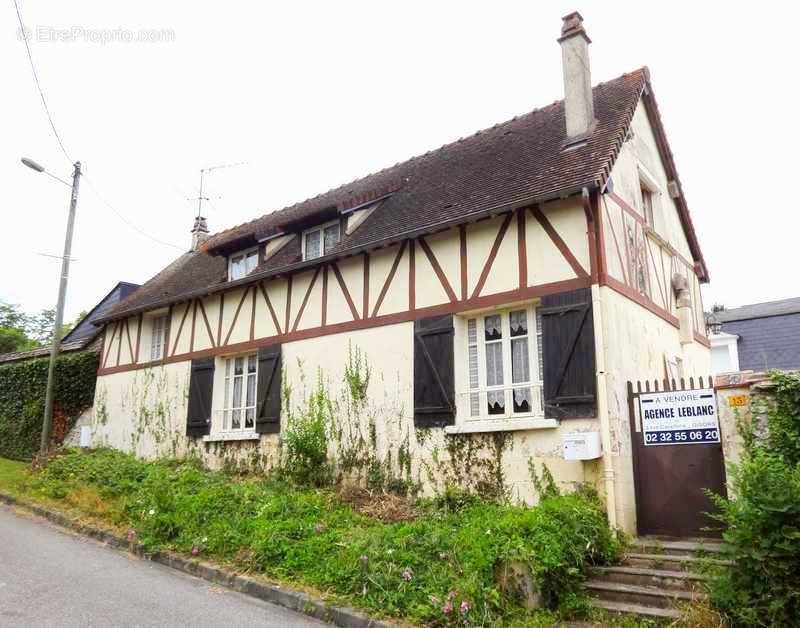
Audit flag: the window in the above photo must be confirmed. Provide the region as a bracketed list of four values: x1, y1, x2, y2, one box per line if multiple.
[463, 305, 544, 420]
[302, 220, 341, 260]
[641, 185, 655, 228]
[220, 353, 258, 433]
[229, 249, 259, 281]
[149, 315, 167, 361]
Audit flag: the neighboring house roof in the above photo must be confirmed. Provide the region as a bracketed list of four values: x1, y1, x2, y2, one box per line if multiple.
[0, 281, 140, 365]
[0, 339, 90, 365]
[97, 67, 706, 325]
[714, 297, 800, 323]
[61, 282, 141, 344]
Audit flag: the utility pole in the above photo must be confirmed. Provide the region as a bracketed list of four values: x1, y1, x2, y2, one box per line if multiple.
[39, 161, 82, 456]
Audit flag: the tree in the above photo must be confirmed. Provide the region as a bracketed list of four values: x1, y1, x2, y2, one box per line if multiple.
[0, 303, 36, 353]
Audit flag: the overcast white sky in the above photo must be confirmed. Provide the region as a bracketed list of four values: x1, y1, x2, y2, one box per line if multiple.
[3, 1, 798, 321]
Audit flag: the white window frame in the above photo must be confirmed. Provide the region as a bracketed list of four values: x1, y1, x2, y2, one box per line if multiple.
[301, 219, 341, 261]
[228, 248, 259, 281]
[213, 352, 259, 436]
[148, 314, 167, 362]
[455, 303, 546, 430]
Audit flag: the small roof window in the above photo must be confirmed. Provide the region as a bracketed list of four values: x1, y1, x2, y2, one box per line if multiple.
[302, 219, 341, 261]
[229, 248, 258, 281]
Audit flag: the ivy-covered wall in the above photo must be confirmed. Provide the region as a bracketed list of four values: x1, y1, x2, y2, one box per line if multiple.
[0, 351, 98, 460]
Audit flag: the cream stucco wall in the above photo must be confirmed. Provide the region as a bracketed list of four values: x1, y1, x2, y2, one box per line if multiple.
[610, 101, 692, 262]
[93, 319, 602, 504]
[92, 361, 280, 470]
[598, 286, 711, 531]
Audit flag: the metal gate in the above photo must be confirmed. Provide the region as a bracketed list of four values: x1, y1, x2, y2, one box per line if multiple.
[627, 377, 727, 538]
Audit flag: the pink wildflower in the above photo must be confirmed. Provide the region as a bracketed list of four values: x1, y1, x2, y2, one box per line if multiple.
[126, 529, 137, 541]
[447, 590, 457, 600]
[359, 554, 369, 566]
[460, 600, 470, 615]
[401, 567, 413, 581]
[442, 601, 453, 615]
[191, 546, 200, 556]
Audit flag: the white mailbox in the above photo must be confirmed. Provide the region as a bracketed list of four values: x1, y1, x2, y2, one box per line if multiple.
[563, 431, 601, 460]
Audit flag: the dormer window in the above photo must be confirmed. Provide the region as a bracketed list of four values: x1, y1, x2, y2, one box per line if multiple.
[228, 248, 258, 281]
[303, 220, 341, 261]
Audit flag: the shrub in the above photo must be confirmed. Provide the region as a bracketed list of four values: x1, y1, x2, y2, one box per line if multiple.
[708, 371, 800, 626]
[0, 351, 98, 460]
[29, 448, 621, 625]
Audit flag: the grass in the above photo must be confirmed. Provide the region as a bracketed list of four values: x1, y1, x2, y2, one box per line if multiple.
[0, 449, 654, 626]
[0, 456, 28, 496]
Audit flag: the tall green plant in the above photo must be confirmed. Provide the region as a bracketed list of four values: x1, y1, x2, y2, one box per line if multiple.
[281, 373, 332, 487]
[709, 371, 800, 626]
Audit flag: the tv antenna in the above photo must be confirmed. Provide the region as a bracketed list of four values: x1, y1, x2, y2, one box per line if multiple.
[192, 161, 247, 219]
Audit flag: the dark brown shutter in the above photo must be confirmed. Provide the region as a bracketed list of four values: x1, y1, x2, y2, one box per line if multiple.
[255, 344, 282, 434]
[186, 357, 214, 437]
[414, 314, 455, 427]
[540, 288, 597, 419]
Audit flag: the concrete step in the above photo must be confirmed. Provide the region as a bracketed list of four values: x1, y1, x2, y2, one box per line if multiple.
[625, 552, 732, 570]
[632, 537, 723, 556]
[592, 565, 706, 591]
[592, 599, 681, 620]
[585, 579, 703, 609]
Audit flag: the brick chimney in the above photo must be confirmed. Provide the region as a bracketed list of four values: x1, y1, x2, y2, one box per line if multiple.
[191, 215, 209, 251]
[558, 11, 595, 140]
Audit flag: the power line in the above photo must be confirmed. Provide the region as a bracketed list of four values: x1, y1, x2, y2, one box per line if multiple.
[12, 0, 185, 252]
[84, 176, 185, 251]
[13, 0, 72, 165]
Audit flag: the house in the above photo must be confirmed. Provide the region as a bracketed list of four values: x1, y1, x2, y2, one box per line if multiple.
[90, 13, 710, 534]
[0, 281, 138, 454]
[708, 297, 800, 373]
[0, 282, 140, 366]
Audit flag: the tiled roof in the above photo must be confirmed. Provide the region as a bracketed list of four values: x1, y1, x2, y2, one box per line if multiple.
[715, 297, 800, 323]
[0, 339, 90, 365]
[98, 68, 704, 323]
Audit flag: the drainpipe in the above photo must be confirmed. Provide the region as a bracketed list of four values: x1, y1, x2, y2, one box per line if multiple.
[584, 187, 618, 529]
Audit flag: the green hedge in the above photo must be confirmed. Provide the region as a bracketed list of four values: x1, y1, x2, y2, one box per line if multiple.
[0, 351, 98, 460]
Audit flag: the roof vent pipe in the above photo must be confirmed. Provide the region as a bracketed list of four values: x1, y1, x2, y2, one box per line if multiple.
[558, 11, 596, 139]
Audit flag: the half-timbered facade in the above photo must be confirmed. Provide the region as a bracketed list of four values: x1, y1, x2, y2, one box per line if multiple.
[90, 14, 710, 533]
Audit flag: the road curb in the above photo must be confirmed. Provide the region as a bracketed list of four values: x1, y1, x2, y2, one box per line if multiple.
[0, 491, 390, 628]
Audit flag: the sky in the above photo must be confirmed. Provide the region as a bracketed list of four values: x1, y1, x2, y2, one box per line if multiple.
[3, 1, 798, 322]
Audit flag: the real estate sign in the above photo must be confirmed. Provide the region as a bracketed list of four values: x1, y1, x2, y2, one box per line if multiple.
[639, 388, 720, 446]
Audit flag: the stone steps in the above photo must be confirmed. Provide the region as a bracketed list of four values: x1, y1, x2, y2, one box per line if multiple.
[585, 537, 722, 620]
[592, 599, 681, 620]
[625, 552, 731, 570]
[591, 565, 706, 590]
[630, 537, 723, 556]
[585, 579, 702, 609]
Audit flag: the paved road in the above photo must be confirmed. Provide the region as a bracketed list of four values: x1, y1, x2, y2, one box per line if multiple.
[0, 504, 325, 627]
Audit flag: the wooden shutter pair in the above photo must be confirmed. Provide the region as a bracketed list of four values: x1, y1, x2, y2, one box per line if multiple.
[185, 345, 282, 437]
[411, 288, 597, 427]
[540, 288, 597, 419]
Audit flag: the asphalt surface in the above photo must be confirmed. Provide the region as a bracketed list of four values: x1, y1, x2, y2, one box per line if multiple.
[0, 503, 325, 627]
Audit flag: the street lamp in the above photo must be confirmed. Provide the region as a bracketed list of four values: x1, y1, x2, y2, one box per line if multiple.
[21, 157, 82, 457]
